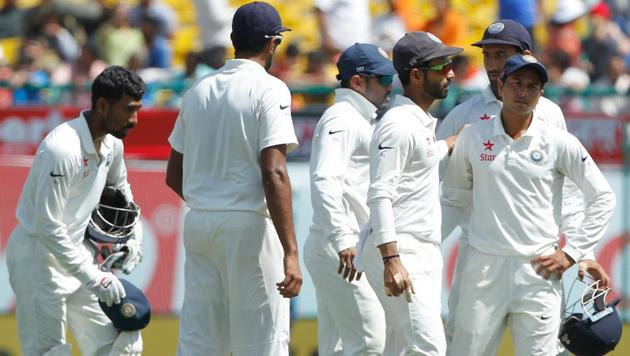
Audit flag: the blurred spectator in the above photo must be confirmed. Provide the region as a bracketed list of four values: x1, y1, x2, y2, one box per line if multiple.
[450, 55, 488, 91]
[546, 48, 590, 91]
[193, 0, 233, 50]
[95, 3, 145, 66]
[422, 0, 467, 47]
[583, 1, 630, 81]
[141, 14, 173, 68]
[372, 0, 406, 53]
[42, 13, 80, 63]
[12, 38, 53, 88]
[314, 0, 371, 58]
[129, 0, 177, 39]
[593, 54, 630, 93]
[198, 45, 227, 71]
[288, 50, 336, 86]
[547, 0, 586, 66]
[271, 42, 302, 81]
[498, 0, 539, 49]
[22, 0, 54, 39]
[393, 0, 424, 31]
[71, 43, 107, 87]
[0, 0, 25, 39]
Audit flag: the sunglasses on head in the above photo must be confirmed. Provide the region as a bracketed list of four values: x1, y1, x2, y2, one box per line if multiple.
[419, 59, 453, 75]
[359, 74, 394, 87]
[264, 34, 283, 46]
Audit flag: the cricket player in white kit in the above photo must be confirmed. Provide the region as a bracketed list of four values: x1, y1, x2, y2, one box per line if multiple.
[436, 20, 609, 347]
[165, 2, 302, 355]
[361, 32, 460, 356]
[442, 55, 615, 356]
[304, 43, 396, 355]
[7, 66, 146, 356]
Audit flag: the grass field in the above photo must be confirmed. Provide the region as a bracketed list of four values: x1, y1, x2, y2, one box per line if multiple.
[1, 315, 628, 355]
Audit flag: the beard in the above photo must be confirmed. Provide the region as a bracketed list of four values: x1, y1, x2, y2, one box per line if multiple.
[424, 76, 450, 99]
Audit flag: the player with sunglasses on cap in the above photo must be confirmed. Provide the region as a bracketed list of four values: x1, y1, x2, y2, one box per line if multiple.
[304, 42, 396, 355]
[442, 54, 615, 356]
[437, 20, 611, 349]
[359, 32, 460, 355]
[166, 2, 301, 355]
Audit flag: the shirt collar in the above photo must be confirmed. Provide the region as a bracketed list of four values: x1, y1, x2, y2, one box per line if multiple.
[493, 110, 545, 137]
[223, 58, 266, 73]
[78, 111, 113, 157]
[334, 88, 378, 122]
[391, 94, 436, 129]
[482, 84, 501, 105]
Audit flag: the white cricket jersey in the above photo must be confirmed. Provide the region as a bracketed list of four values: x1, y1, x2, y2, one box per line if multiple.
[368, 95, 448, 246]
[169, 59, 298, 216]
[15, 113, 131, 283]
[438, 85, 588, 254]
[442, 114, 615, 262]
[309, 88, 376, 253]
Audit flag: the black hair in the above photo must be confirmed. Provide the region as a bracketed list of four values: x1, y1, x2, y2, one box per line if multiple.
[231, 34, 269, 56]
[340, 78, 351, 88]
[91, 66, 146, 109]
[398, 69, 412, 86]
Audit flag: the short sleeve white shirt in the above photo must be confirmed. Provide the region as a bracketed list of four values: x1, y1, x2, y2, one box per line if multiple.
[169, 59, 298, 215]
[314, 0, 371, 51]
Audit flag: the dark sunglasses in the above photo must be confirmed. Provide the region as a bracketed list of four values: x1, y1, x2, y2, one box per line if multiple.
[419, 59, 453, 75]
[359, 74, 394, 87]
[264, 34, 283, 46]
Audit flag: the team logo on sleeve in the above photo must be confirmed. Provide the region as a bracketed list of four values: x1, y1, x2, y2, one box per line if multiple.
[480, 140, 496, 161]
[82, 157, 90, 178]
[426, 137, 434, 158]
[105, 153, 113, 168]
[529, 149, 546, 165]
[480, 113, 492, 120]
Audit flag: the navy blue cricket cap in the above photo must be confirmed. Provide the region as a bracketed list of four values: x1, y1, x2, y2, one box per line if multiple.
[99, 279, 151, 331]
[500, 54, 548, 84]
[231, 2, 290, 42]
[393, 32, 463, 73]
[472, 20, 532, 52]
[336, 43, 397, 80]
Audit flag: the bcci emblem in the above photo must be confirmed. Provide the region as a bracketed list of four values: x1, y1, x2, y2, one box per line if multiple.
[529, 149, 545, 165]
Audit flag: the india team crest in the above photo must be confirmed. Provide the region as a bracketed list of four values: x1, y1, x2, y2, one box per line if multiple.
[529, 149, 545, 165]
[488, 22, 505, 34]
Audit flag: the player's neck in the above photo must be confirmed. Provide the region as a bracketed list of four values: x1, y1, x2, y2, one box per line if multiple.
[84, 111, 107, 150]
[403, 87, 434, 112]
[500, 109, 532, 140]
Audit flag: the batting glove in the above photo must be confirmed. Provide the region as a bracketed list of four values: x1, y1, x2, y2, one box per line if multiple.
[86, 270, 126, 306]
[113, 221, 144, 275]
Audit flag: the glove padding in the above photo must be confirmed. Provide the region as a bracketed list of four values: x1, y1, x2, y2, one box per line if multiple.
[87, 271, 126, 307]
[113, 221, 143, 275]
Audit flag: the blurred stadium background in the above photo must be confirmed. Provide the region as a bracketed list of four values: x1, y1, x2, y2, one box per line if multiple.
[0, 0, 629, 355]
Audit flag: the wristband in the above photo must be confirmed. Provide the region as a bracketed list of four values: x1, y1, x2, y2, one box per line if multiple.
[382, 254, 400, 263]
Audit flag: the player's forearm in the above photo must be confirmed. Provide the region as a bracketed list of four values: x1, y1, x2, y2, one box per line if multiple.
[165, 149, 184, 200]
[263, 166, 298, 255]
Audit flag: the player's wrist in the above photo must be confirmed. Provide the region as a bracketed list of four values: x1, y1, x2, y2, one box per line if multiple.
[382, 254, 400, 263]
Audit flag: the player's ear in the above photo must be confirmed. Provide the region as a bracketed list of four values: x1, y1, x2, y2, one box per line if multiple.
[96, 97, 109, 117]
[410, 68, 423, 85]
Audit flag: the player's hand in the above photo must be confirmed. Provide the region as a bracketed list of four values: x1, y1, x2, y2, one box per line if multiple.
[86, 271, 126, 306]
[338, 246, 361, 282]
[113, 236, 143, 275]
[276, 253, 302, 298]
[578, 259, 610, 288]
[383, 257, 414, 301]
[531, 248, 575, 280]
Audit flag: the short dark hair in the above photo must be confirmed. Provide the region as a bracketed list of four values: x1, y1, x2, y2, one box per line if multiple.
[340, 78, 351, 88]
[398, 69, 413, 87]
[231, 34, 269, 56]
[91, 66, 146, 109]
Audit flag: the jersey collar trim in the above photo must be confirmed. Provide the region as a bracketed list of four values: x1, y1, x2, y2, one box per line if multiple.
[493, 110, 545, 137]
[77, 111, 114, 158]
[224, 58, 266, 73]
[392, 94, 435, 128]
[334, 88, 378, 122]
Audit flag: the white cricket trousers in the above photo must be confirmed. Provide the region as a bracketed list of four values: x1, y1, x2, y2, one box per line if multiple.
[303, 232, 385, 355]
[363, 234, 446, 356]
[447, 246, 562, 356]
[7, 226, 142, 356]
[444, 236, 469, 346]
[177, 210, 290, 356]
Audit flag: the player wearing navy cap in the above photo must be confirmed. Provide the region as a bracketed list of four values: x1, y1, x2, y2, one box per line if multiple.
[442, 54, 615, 355]
[166, 2, 301, 355]
[304, 42, 395, 355]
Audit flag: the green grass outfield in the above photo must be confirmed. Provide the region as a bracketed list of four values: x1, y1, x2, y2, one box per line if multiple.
[0, 315, 628, 355]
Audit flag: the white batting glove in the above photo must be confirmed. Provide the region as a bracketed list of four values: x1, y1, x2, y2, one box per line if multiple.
[86, 270, 126, 306]
[113, 221, 144, 275]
